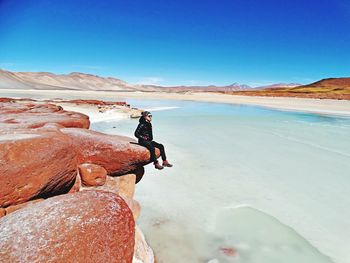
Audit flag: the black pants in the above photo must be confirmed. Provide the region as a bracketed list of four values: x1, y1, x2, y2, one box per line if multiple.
[139, 139, 167, 163]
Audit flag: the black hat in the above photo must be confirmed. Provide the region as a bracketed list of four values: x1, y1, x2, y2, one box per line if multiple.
[142, 111, 152, 117]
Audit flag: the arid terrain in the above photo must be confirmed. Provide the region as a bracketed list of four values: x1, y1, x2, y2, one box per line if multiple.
[1, 69, 350, 100]
[226, 78, 350, 100]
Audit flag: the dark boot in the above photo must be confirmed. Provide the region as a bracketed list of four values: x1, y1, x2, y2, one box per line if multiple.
[162, 160, 173, 167]
[154, 161, 164, 170]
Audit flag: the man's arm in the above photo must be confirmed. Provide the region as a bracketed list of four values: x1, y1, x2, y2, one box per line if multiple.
[134, 123, 147, 140]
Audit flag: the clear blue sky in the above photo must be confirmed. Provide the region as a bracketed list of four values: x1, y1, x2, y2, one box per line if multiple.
[1, 0, 349, 86]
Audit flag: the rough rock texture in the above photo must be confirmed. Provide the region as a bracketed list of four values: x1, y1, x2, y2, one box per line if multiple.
[0, 100, 155, 263]
[0, 129, 77, 207]
[0, 208, 5, 218]
[0, 191, 135, 263]
[81, 174, 140, 219]
[61, 99, 128, 106]
[0, 102, 90, 130]
[61, 128, 159, 175]
[83, 174, 136, 199]
[115, 174, 137, 199]
[79, 163, 107, 187]
[68, 174, 81, 193]
[5, 198, 44, 215]
[125, 198, 141, 220]
[133, 226, 155, 263]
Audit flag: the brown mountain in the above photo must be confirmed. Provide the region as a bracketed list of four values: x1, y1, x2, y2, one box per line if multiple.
[254, 83, 301, 90]
[230, 78, 350, 100]
[0, 69, 251, 92]
[298, 78, 350, 89]
[1, 69, 349, 99]
[0, 69, 136, 91]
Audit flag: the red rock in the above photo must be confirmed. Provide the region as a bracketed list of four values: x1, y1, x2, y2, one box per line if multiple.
[0, 102, 90, 130]
[220, 247, 237, 257]
[80, 174, 140, 219]
[65, 99, 128, 106]
[79, 163, 107, 187]
[0, 208, 5, 218]
[123, 197, 141, 220]
[61, 128, 160, 175]
[113, 174, 136, 199]
[5, 199, 44, 214]
[68, 174, 81, 193]
[81, 174, 136, 198]
[0, 191, 135, 263]
[0, 129, 77, 207]
[0, 98, 15, 103]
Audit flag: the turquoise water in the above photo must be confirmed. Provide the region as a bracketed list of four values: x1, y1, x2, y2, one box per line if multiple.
[3, 89, 349, 263]
[92, 99, 350, 263]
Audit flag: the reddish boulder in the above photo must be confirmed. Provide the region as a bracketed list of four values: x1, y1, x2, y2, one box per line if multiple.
[0, 191, 135, 263]
[80, 174, 140, 219]
[68, 174, 82, 193]
[0, 102, 90, 130]
[64, 99, 128, 106]
[123, 197, 141, 220]
[82, 174, 136, 199]
[0, 208, 5, 218]
[0, 129, 77, 207]
[79, 163, 107, 187]
[220, 247, 237, 257]
[5, 198, 44, 215]
[0, 98, 15, 103]
[61, 128, 160, 175]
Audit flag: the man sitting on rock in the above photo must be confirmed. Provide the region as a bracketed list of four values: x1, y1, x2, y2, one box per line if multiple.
[134, 111, 173, 170]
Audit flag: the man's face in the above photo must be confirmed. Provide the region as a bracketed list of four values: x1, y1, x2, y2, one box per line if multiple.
[146, 115, 152, 122]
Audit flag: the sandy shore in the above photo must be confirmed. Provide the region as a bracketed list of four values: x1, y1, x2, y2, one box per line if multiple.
[54, 103, 131, 123]
[1, 89, 350, 117]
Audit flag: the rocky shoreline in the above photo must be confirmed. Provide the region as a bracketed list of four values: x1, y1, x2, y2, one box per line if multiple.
[0, 98, 157, 262]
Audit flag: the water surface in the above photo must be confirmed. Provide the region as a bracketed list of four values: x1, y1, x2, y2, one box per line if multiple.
[92, 99, 350, 263]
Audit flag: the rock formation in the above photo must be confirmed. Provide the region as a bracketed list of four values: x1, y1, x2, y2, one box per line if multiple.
[0, 99, 157, 262]
[61, 128, 158, 175]
[0, 191, 135, 263]
[79, 163, 107, 187]
[0, 129, 77, 207]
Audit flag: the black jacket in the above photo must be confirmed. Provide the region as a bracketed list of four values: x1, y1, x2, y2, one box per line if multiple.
[134, 117, 153, 141]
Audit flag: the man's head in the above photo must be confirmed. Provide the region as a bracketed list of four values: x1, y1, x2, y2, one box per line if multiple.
[142, 111, 152, 122]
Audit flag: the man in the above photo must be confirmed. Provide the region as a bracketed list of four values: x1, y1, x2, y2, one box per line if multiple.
[134, 111, 173, 170]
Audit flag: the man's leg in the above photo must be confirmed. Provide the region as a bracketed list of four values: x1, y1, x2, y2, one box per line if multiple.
[152, 141, 167, 161]
[152, 141, 172, 167]
[140, 140, 157, 163]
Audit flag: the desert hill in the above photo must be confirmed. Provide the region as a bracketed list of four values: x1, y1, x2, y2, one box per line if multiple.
[0, 69, 136, 91]
[0, 69, 251, 92]
[229, 78, 350, 100]
[1, 69, 349, 99]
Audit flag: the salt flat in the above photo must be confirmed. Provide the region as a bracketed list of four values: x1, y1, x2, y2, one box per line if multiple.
[1, 89, 350, 117]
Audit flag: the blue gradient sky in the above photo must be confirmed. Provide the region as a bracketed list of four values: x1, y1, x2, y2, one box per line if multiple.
[1, 0, 349, 86]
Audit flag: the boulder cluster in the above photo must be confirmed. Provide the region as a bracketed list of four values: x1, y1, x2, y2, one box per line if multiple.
[0, 99, 156, 263]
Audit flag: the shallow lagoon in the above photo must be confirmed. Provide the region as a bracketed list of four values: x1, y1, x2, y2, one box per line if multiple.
[92, 99, 350, 263]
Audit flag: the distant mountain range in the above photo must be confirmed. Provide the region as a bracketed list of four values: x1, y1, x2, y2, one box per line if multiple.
[0, 69, 299, 92]
[0, 69, 349, 99]
[0, 69, 135, 91]
[254, 83, 301, 89]
[230, 78, 350, 100]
